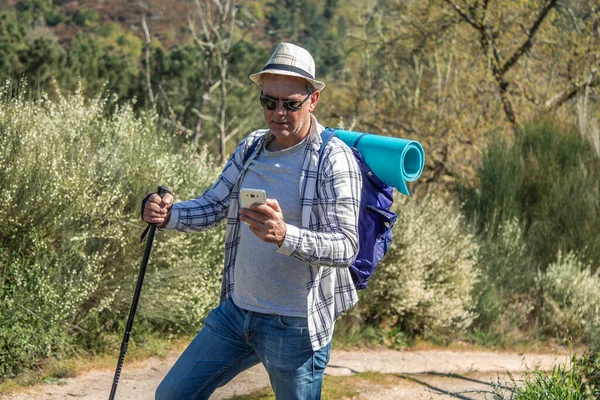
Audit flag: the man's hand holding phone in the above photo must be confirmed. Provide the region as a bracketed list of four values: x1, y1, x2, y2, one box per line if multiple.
[239, 188, 286, 247]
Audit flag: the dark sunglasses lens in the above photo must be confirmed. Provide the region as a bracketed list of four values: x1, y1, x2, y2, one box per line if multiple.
[260, 94, 309, 112]
[260, 96, 277, 110]
[283, 101, 303, 111]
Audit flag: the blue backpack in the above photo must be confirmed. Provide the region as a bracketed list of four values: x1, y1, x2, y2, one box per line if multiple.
[319, 128, 396, 290]
[243, 128, 397, 290]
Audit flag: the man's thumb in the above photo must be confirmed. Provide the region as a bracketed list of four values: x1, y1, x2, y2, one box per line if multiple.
[267, 198, 281, 212]
[162, 193, 174, 207]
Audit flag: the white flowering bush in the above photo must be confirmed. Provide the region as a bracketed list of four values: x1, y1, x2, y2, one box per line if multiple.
[0, 84, 223, 375]
[361, 194, 480, 337]
[537, 251, 600, 340]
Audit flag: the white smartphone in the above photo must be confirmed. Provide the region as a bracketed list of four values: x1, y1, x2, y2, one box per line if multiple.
[240, 188, 267, 209]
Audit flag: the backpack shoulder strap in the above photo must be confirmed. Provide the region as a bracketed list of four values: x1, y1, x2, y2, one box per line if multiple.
[352, 132, 369, 148]
[316, 128, 338, 187]
[319, 127, 337, 155]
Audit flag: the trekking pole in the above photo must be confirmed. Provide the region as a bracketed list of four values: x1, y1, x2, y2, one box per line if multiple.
[108, 185, 171, 400]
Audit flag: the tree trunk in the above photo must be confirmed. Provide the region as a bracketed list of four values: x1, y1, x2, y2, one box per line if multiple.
[193, 56, 213, 150]
[219, 58, 228, 161]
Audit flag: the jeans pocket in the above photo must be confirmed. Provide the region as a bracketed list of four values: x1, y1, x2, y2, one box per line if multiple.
[277, 315, 309, 331]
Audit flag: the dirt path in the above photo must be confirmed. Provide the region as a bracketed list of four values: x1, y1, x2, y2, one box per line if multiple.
[2, 349, 569, 400]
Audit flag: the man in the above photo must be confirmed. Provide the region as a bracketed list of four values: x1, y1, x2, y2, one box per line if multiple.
[145, 42, 362, 400]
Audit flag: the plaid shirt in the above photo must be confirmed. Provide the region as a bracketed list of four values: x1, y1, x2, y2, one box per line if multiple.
[165, 117, 361, 350]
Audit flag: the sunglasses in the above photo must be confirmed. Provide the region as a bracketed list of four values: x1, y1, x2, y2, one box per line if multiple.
[259, 92, 311, 112]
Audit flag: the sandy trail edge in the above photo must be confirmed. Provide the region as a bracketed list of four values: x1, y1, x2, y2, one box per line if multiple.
[1, 349, 569, 400]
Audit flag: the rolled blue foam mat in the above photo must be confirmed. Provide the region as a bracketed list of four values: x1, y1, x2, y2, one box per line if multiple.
[334, 129, 425, 195]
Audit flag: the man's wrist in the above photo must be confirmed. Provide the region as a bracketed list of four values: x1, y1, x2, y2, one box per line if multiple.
[277, 224, 298, 255]
[276, 235, 285, 248]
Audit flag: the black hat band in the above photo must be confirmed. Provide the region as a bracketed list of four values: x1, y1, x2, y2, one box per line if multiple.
[262, 63, 315, 80]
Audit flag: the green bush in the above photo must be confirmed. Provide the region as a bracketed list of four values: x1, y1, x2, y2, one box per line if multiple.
[460, 121, 600, 269]
[361, 194, 480, 337]
[537, 252, 600, 340]
[472, 218, 535, 337]
[72, 8, 99, 28]
[0, 234, 102, 376]
[44, 11, 65, 27]
[0, 85, 223, 376]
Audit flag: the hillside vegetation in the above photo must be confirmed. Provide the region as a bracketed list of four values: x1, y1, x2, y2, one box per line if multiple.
[1, 0, 599, 395]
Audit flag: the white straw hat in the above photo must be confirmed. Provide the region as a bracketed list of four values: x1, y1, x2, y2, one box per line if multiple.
[249, 42, 325, 90]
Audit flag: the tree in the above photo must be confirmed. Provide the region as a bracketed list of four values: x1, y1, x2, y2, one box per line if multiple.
[265, 0, 344, 77]
[15, 0, 52, 26]
[64, 33, 140, 101]
[188, 0, 258, 160]
[443, 0, 558, 129]
[329, 0, 599, 192]
[0, 12, 27, 83]
[20, 37, 64, 93]
[443, 0, 600, 131]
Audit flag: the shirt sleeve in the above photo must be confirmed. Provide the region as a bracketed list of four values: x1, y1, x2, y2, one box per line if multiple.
[277, 141, 361, 268]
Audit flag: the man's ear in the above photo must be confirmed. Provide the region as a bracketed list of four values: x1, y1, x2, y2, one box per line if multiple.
[308, 90, 320, 112]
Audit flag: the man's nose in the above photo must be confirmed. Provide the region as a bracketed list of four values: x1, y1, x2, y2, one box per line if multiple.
[274, 101, 287, 114]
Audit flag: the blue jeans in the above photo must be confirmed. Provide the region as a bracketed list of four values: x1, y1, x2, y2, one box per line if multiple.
[155, 297, 331, 399]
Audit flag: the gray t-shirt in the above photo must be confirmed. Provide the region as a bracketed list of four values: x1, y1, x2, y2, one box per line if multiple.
[233, 136, 308, 317]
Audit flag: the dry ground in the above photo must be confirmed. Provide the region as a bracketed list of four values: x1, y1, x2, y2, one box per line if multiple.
[1, 348, 569, 400]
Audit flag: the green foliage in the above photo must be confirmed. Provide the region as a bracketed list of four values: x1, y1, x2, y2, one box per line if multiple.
[43, 10, 64, 27]
[97, 24, 143, 61]
[72, 8, 99, 28]
[460, 121, 600, 269]
[495, 351, 600, 399]
[472, 218, 534, 337]
[265, 0, 344, 78]
[63, 33, 140, 100]
[333, 309, 410, 349]
[537, 252, 600, 340]
[148, 40, 267, 153]
[15, 0, 52, 15]
[361, 194, 479, 337]
[0, 85, 224, 376]
[20, 37, 65, 91]
[0, 10, 143, 110]
[15, 0, 52, 26]
[0, 12, 27, 74]
[462, 122, 600, 343]
[0, 234, 102, 377]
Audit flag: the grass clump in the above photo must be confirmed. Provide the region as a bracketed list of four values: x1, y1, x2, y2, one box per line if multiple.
[495, 351, 600, 399]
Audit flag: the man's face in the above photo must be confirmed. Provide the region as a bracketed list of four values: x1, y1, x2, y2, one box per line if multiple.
[261, 74, 320, 149]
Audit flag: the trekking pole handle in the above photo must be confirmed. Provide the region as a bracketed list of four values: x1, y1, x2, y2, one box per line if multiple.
[156, 186, 172, 228]
[156, 185, 172, 230]
[157, 185, 171, 199]
[139, 186, 172, 242]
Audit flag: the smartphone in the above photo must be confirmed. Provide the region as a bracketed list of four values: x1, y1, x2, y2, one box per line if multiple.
[240, 188, 267, 209]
